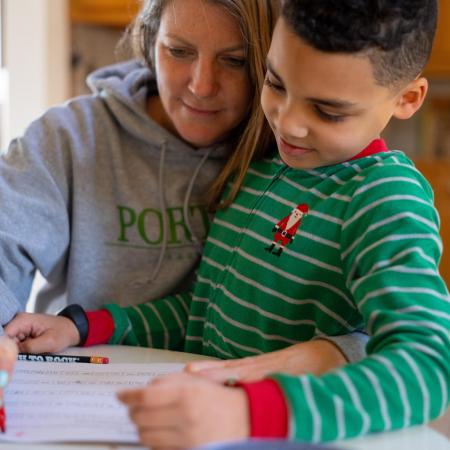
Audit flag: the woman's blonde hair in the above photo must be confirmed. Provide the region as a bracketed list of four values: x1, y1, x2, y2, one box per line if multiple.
[130, 0, 279, 209]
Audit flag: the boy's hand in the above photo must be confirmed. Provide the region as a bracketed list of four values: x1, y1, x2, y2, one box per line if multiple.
[185, 339, 347, 383]
[118, 372, 249, 450]
[5, 312, 80, 354]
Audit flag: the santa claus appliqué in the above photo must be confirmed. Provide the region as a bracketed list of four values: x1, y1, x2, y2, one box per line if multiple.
[265, 203, 309, 256]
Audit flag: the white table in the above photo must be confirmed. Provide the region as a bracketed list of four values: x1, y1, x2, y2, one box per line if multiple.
[0, 345, 448, 450]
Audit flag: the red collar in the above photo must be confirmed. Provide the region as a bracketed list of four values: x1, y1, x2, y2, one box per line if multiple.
[349, 138, 388, 161]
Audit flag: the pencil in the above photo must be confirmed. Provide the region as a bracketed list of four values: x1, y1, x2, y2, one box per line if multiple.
[0, 405, 5, 433]
[18, 353, 109, 364]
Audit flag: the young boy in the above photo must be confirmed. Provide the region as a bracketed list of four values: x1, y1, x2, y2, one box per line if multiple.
[7, 0, 450, 447]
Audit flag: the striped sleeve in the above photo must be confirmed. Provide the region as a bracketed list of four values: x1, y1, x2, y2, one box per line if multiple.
[103, 291, 192, 350]
[271, 164, 450, 441]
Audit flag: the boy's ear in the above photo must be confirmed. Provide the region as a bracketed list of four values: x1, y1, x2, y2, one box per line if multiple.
[393, 77, 428, 120]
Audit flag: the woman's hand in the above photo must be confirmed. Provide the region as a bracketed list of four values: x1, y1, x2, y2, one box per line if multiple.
[185, 339, 347, 383]
[0, 336, 18, 431]
[5, 312, 80, 354]
[118, 372, 249, 450]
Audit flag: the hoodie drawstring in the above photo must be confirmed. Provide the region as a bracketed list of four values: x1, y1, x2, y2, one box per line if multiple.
[183, 147, 213, 253]
[149, 141, 168, 282]
[149, 144, 214, 282]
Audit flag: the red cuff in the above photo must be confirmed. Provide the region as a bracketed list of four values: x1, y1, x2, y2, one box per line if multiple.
[84, 310, 115, 347]
[239, 379, 289, 438]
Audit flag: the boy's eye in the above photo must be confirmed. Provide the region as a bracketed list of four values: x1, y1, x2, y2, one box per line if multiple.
[315, 106, 346, 123]
[264, 75, 284, 93]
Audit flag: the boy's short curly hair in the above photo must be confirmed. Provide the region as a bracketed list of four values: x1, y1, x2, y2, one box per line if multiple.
[281, 0, 438, 87]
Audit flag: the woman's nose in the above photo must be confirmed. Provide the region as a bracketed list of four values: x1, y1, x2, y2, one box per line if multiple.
[188, 58, 218, 98]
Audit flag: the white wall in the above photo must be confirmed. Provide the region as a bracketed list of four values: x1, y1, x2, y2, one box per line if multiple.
[0, 0, 70, 310]
[1, 0, 70, 146]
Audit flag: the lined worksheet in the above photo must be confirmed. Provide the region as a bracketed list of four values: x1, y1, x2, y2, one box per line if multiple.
[0, 361, 184, 443]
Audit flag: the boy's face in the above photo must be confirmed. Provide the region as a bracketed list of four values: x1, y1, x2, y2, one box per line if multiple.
[261, 18, 405, 170]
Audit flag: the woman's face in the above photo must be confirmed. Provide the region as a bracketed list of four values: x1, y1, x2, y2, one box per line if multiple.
[151, 0, 252, 148]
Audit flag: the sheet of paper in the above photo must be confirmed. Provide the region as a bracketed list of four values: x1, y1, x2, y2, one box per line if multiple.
[0, 360, 184, 444]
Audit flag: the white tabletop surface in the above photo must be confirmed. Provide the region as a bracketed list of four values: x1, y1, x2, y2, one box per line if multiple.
[1, 345, 448, 450]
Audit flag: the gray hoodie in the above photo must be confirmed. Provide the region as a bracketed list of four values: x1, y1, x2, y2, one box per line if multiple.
[0, 60, 230, 324]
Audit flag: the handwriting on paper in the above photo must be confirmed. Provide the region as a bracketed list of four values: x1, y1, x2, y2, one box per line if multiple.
[0, 361, 184, 443]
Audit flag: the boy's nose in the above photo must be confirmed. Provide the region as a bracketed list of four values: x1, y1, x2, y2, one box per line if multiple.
[188, 59, 218, 98]
[276, 105, 308, 139]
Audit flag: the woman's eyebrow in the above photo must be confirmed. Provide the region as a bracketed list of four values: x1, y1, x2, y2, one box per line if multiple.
[164, 34, 245, 52]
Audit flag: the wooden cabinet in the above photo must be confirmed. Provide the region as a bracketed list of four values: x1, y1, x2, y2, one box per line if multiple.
[414, 161, 450, 283]
[70, 0, 139, 27]
[425, 0, 450, 77]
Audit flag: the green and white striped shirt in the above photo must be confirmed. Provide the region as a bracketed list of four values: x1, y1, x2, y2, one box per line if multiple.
[105, 146, 450, 441]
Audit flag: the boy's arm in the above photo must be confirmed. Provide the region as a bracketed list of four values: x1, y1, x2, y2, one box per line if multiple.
[241, 167, 450, 442]
[89, 292, 193, 350]
[243, 282, 449, 441]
